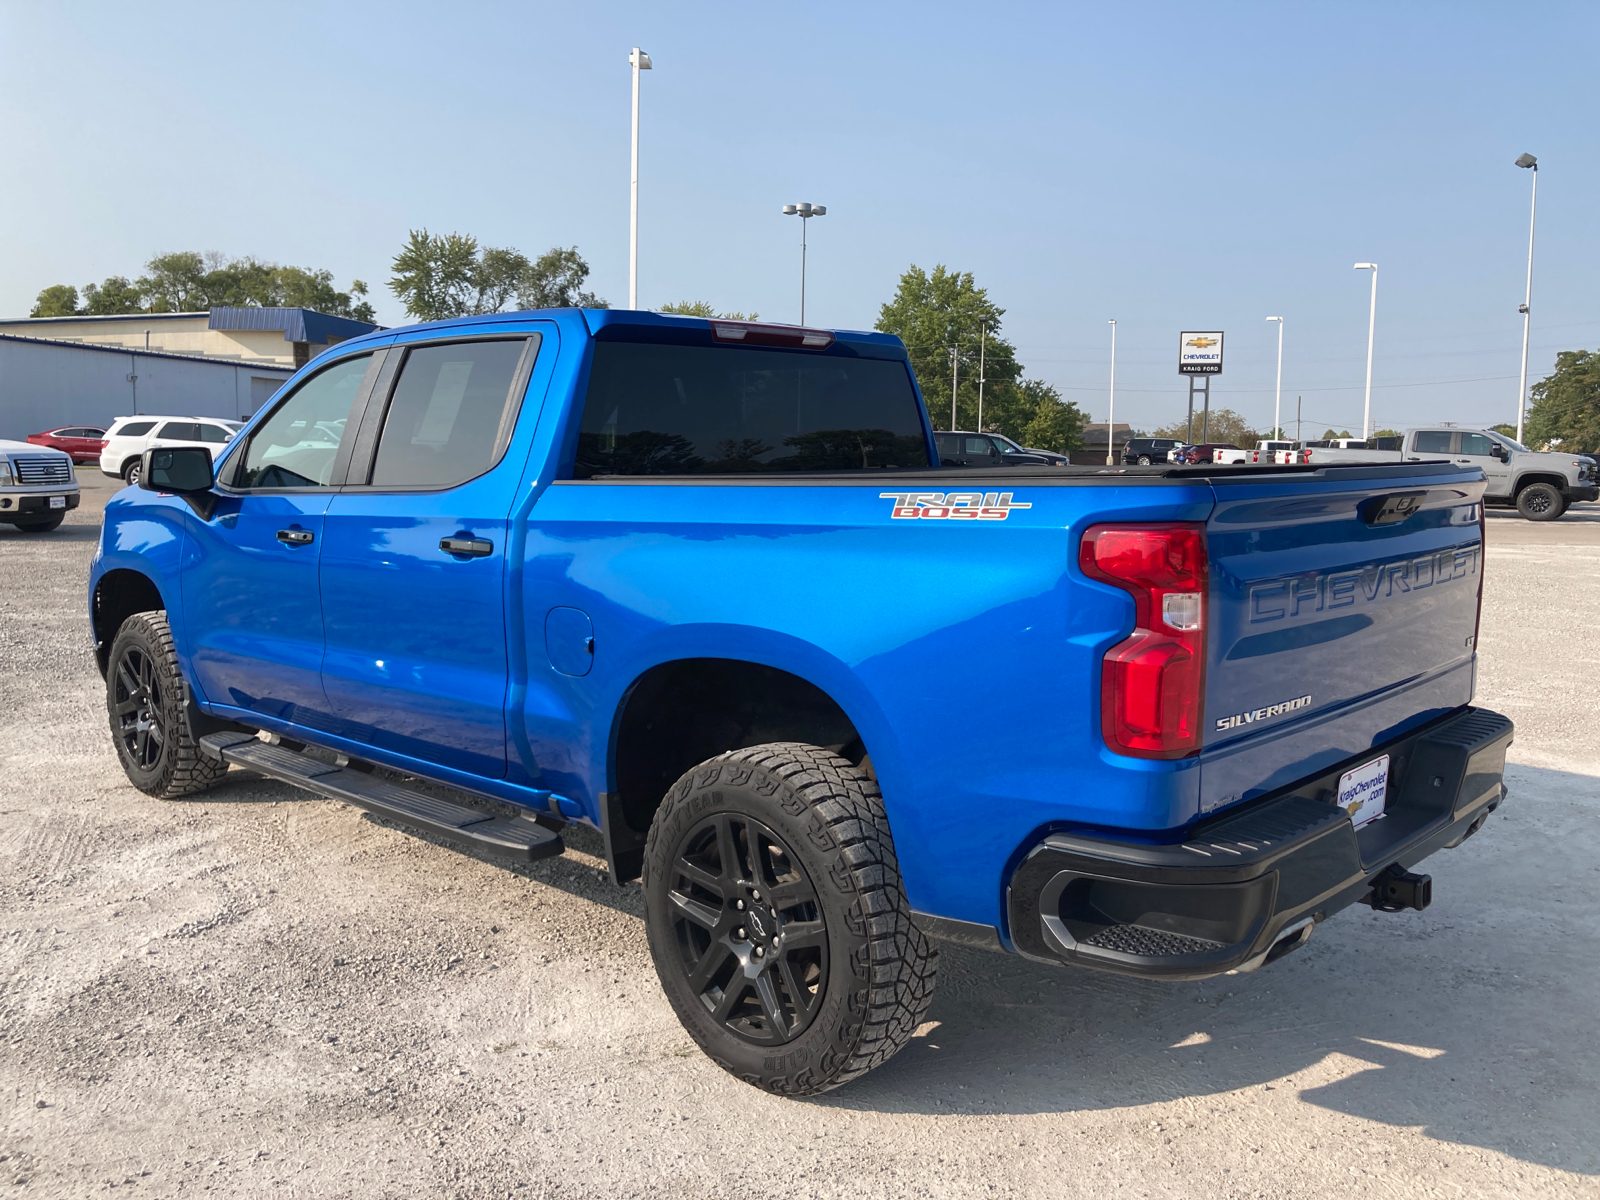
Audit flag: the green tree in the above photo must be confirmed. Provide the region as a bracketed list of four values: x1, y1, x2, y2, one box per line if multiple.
[659, 300, 759, 320]
[1152, 408, 1260, 446]
[1490, 423, 1519, 440]
[875, 263, 1082, 449]
[1372, 428, 1403, 439]
[1527, 350, 1600, 450]
[30, 284, 81, 317]
[519, 246, 606, 310]
[82, 276, 146, 314]
[876, 265, 1018, 431]
[390, 231, 605, 322]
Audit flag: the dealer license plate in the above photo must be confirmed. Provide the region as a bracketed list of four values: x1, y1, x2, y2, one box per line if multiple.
[1337, 754, 1390, 828]
[48, 495, 66, 509]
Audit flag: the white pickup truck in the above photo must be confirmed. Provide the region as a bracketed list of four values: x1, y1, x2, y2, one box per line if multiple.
[0, 439, 79, 532]
[1287, 427, 1597, 520]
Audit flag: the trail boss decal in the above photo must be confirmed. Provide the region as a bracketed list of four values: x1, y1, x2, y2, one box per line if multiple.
[880, 492, 1033, 521]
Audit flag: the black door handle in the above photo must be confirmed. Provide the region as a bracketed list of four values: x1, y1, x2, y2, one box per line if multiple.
[276, 528, 314, 545]
[440, 536, 494, 558]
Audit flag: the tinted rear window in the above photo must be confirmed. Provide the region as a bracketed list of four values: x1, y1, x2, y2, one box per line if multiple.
[575, 342, 929, 477]
[115, 421, 155, 438]
[1413, 431, 1453, 455]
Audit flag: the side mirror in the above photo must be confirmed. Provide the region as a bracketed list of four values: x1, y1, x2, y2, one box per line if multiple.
[1491, 444, 1508, 461]
[140, 446, 214, 494]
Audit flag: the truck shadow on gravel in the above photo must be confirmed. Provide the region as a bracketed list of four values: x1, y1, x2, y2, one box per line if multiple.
[822, 762, 1599, 1177]
[184, 764, 1594, 1176]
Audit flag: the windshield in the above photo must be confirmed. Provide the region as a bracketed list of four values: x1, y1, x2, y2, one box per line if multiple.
[1493, 433, 1529, 452]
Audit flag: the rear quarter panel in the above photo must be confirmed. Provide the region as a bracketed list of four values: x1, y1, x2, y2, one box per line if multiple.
[518, 476, 1215, 927]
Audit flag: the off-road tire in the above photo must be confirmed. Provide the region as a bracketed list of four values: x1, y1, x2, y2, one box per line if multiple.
[106, 611, 228, 799]
[12, 516, 64, 532]
[1515, 481, 1565, 521]
[643, 742, 937, 1096]
[123, 458, 142, 487]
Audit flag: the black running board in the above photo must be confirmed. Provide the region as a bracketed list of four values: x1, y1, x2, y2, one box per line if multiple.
[200, 733, 564, 864]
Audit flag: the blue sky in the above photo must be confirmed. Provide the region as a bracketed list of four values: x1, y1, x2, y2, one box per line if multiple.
[2, 1, 1595, 436]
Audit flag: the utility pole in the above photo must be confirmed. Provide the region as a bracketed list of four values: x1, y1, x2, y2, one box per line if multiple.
[628, 47, 653, 310]
[1296, 395, 1302, 445]
[977, 324, 987, 432]
[949, 343, 960, 430]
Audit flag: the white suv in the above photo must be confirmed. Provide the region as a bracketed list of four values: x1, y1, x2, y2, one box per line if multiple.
[99, 416, 243, 486]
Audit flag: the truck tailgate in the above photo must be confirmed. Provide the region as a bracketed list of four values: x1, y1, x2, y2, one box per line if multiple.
[1200, 464, 1486, 814]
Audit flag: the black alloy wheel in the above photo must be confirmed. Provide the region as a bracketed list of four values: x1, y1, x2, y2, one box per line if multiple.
[106, 611, 228, 798]
[643, 743, 938, 1095]
[113, 643, 167, 772]
[1515, 481, 1564, 521]
[665, 811, 829, 1045]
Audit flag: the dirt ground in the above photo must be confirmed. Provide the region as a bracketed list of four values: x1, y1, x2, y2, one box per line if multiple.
[2, 474, 1596, 1199]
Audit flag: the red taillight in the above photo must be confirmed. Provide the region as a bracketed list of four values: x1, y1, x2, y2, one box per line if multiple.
[99, 440, 110, 449]
[1080, 523, 1208, 758]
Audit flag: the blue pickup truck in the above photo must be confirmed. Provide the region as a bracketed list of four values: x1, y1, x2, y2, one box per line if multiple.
[90, 308, 1513, 1095]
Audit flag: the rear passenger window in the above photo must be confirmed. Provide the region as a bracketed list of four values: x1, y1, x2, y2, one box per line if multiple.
[116, 421, 155, 438]
[370, 339, 532, 489]
[159, 422, 202, 440]
[1413, 431, 1453, 455]
[236, 353, 372, 489]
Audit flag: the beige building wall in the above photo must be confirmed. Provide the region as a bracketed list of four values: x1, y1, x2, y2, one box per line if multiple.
[0, 314, 329, 366]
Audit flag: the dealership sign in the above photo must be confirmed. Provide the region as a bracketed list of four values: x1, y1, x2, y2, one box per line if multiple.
[1178, 331, 1224, 375]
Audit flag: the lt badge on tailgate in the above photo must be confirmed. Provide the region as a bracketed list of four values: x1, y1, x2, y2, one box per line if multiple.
[880, 492, 1033, 521]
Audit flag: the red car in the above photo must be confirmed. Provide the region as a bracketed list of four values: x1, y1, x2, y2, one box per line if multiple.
[27, 426, 106, 463]
[1176, 442, 1241, 465]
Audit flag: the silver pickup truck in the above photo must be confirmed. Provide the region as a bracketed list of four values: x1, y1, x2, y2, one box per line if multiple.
[0, 439, 80, 532]
[1292, 427, 1597, 520]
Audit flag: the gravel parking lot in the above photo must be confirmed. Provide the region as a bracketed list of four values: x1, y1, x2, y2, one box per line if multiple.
[3, 473, 1597, 1199]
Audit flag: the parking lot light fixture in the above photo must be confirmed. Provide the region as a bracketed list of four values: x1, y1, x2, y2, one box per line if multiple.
[1514, 153, 1538, 444]
[1354, 264, 1378, 440]
[1266, 317, 1283, 440]
[628, 47, 653, 310]
[1106, 319, 1117, 465]
[781, 202, 826, 324]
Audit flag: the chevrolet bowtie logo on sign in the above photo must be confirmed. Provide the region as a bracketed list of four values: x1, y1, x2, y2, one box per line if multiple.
[880, 492, 1033, 520]
[1179, 330, 1224, 375]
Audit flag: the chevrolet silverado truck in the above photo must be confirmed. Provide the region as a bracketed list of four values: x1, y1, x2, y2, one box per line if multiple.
[1292, 427, 1597, 519]
[90, 309, 1513, 1095]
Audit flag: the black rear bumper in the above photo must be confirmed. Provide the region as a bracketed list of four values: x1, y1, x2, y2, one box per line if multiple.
[1007, 706, 1513, 980]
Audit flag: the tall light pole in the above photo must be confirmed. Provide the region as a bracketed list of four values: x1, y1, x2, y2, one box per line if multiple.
[1514, 153, 1539, 444]
[1106, 319, 1118, 465]
[628, 47, 652, 310]
[1354, 263, 1378, 440]
[781, 202, 826, 324]
[1265, 316, 1284, 439]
